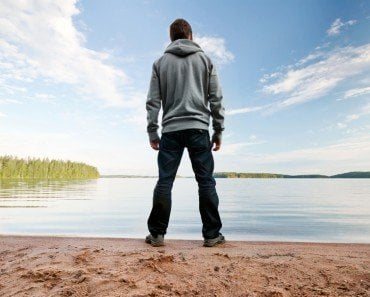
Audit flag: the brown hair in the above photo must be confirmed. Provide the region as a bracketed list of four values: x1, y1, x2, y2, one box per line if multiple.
[170, 19, 193, 42]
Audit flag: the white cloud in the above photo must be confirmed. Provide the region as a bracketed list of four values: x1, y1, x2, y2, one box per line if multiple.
[295, 52, 324, 66]
[228, 41, 370, 116]
[262, 43, 370, 109]
[344, 86, 370, 99]
[259, 72, 280, 84]
[194, 35, 234, 65]
[0, 111, 7, 117]
[0, 0, 136, 106]
[226, 104, 270, 115]
[327, 18, 357, 36]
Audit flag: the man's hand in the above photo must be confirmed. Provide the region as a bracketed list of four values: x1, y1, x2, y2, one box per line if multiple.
[211, 132, 222, 151]
[212, 138, 221, 151]
[150, 139, 160, 150]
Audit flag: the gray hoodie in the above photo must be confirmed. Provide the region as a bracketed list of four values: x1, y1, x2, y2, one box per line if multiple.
[146, 39, 225, 141]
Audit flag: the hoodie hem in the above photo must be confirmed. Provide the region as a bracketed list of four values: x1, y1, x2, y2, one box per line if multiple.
[162, 121, 209, 134]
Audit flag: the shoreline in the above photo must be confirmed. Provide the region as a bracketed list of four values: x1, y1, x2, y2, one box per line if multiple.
[1, 234, 370, 245]
[1, 235, 369, 296]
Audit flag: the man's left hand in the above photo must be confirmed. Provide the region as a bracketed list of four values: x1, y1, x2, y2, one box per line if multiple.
[212, 138, 221, 151]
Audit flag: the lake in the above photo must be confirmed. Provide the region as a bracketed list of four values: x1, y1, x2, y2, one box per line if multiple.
[0, 178, 369, 243]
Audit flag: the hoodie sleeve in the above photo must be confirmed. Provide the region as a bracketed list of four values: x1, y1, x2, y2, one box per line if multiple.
[146, 63, 162, 141]
[208, 63, 225, 139]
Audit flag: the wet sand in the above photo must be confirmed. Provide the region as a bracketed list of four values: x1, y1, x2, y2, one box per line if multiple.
[0, 235, 369, 296]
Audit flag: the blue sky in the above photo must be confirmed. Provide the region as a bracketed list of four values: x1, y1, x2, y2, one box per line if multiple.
[0, 0, 369, 175]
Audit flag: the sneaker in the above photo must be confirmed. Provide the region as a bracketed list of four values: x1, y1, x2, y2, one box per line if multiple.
[145, 234, 165, 247]
[203, 234, 225, 247]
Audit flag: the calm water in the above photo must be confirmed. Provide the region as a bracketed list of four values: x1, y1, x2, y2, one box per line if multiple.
[0, 178, 369, 243]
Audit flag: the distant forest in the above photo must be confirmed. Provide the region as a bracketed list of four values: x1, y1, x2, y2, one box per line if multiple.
[213, 172, 370, 178]
[0, 156, 100, 179]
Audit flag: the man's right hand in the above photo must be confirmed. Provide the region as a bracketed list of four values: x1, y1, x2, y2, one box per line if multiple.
[150, 139, 160, 150]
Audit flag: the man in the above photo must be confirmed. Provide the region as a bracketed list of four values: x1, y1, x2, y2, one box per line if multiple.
[145, 18, 225, 247]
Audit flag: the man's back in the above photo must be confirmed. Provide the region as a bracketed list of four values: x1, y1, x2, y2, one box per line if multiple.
[155, 39, 212, 133]
[146, 39, 224, 143]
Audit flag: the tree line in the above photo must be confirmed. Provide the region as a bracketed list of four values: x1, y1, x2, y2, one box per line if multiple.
[0, 156, 100, 179]
[213, 171, 370, 178]
[214, 172, 285, 178]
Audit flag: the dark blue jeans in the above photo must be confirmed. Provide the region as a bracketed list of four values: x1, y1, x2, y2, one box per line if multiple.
[147, 129, 222, 239]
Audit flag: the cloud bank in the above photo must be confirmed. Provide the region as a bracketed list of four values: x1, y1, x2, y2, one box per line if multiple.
[0, 0, 133, 106]
[228, 41, 370, 116]
[194, 35, 234, 65]
[263, 44, 370, 108]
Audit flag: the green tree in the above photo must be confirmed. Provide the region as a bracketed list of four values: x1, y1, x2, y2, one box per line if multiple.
[0, 156, 100, 180]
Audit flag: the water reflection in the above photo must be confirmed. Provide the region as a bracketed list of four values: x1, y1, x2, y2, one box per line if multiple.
[0, 179, 96, 208]
[0, 178, 369, 243]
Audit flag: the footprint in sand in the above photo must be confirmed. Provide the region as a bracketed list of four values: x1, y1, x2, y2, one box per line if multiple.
[73, 250, 92, 265]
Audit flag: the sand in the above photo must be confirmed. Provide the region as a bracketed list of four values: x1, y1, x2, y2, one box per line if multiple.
[0, 236, 369, 297]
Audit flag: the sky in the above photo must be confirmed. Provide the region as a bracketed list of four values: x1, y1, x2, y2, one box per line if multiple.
[0, 0, 370, 176]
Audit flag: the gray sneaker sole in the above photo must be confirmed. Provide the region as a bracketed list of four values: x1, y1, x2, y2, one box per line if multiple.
[145, 235, 165, 247]
[150, 241, 165, 247]
[203, 235, 225, 247]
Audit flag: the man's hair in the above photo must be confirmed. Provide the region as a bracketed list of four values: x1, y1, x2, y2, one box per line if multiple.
[170, 19, 192, 42]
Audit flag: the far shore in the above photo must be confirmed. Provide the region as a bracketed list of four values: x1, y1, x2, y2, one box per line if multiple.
[100, 171, 370, 179]
[1, 235, 369, 296]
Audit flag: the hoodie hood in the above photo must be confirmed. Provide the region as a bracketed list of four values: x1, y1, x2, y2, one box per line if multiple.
[164, 39, 203, 57]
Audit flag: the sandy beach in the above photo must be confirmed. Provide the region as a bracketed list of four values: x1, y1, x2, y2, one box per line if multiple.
[0, 236, 369, 297]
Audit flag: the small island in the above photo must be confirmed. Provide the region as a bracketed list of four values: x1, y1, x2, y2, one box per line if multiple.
[0, 156, 99, 179]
